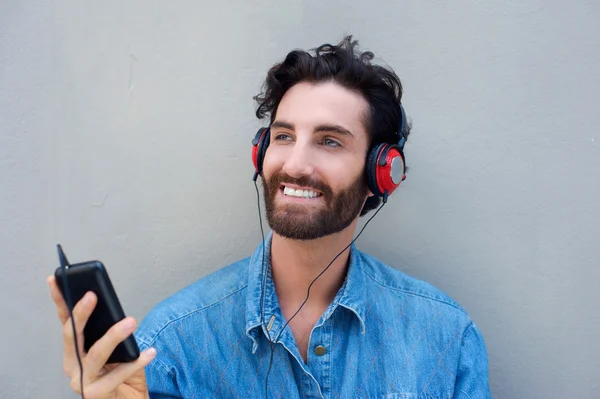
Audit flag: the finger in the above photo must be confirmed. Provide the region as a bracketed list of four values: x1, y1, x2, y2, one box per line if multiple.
[62, 291, 98, 350]
[86, 348, 157, 396]
[47, 275, 70, 324]
[83, 316, 137, 378]
[62, 291, 97, 373]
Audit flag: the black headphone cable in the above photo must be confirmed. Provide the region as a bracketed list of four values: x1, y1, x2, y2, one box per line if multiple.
[57, 244, 87, 399]
[253, 178, 388, 398]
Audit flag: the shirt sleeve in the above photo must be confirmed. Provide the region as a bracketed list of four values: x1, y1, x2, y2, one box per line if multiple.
[453, 322, 492, 399]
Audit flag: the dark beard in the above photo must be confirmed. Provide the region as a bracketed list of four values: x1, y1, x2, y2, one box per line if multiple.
[262, 171, 369, 240]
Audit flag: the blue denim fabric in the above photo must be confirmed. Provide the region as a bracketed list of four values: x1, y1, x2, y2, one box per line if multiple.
[135, 232, 491, 398]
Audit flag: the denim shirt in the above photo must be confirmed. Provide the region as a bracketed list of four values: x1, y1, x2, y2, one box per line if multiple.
[135, 233, 491, 398]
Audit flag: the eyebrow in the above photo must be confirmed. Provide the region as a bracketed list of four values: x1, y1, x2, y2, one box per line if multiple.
[271, 120, 354, 137]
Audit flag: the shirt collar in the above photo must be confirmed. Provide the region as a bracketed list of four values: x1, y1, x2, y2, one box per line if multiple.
[245, 231, 277, 352]
[245, 231, 368, 352]
[328, 243, 367, 334]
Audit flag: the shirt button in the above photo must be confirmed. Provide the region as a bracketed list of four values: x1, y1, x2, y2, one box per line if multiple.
[314, 345, 327, 356]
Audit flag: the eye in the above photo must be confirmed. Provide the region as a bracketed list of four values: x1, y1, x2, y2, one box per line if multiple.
[322, 138, 341, 148]
[273, 132, 293, 141]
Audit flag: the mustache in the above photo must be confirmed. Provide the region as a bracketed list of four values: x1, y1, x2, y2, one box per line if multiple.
[267, 172, 333, 197]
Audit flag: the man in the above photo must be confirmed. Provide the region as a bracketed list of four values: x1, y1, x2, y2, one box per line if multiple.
[48, 35, 491, 398]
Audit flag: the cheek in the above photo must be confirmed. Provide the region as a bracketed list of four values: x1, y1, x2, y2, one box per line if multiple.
[261, 147, 285, 178]
[324, 158, 365, 188]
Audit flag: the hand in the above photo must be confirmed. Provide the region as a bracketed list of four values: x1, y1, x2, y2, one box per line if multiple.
[47, 275, 157, 399]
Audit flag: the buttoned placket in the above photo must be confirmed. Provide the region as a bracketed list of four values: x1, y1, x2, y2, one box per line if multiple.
[262, 311, 326, 399]
[306, 306, 335, 399]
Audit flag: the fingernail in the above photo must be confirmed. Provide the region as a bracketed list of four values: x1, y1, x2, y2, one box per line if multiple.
[122, 317, 135, 331]
[83, 292, 93, 304]
[146, 347, 157, 357]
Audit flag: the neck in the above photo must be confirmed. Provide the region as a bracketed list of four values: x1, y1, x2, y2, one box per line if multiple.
[270, 221, 358, 313]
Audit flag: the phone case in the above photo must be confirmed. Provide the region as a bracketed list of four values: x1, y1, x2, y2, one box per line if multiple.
[55, 260, 140, 363]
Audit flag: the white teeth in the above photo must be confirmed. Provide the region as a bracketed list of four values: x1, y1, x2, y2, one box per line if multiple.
[283, 186, 319, 198]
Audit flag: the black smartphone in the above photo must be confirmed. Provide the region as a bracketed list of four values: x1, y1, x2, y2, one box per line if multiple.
[54, 248, 140, 364]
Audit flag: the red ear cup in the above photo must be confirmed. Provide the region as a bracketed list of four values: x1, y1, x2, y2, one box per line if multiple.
[366, 143, 405, 198]
[376, 145, 405, 196]
[251, 128, 270, 175]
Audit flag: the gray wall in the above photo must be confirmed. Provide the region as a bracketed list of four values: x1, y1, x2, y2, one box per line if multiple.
[1, 1, 599, 398]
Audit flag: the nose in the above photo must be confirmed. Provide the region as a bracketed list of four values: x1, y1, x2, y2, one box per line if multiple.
[282, 140, 315, 178]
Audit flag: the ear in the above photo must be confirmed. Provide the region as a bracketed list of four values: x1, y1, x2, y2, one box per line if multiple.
[363, 190, 375, 209]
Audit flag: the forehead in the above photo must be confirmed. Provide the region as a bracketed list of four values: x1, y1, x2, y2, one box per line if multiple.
[274, 81, 369, 136]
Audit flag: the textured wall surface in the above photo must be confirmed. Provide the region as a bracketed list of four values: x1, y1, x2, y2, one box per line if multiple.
[1, 1, 599, 398]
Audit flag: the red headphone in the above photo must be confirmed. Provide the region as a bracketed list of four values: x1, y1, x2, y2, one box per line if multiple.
[252, 105, 408, 201]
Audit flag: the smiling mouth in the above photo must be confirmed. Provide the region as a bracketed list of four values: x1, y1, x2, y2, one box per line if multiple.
[280, 185, 323, 199]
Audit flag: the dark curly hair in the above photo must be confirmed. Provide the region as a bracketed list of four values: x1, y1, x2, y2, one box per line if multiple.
[254, 35, 412, 216]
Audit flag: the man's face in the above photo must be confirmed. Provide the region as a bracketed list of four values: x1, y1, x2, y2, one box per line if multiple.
[261, 81, 372, 240]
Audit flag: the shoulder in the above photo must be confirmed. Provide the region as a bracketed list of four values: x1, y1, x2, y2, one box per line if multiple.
[355, 250, 491, 393]
[356, 249, 472, 322]
[134, 256, 250, 345]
